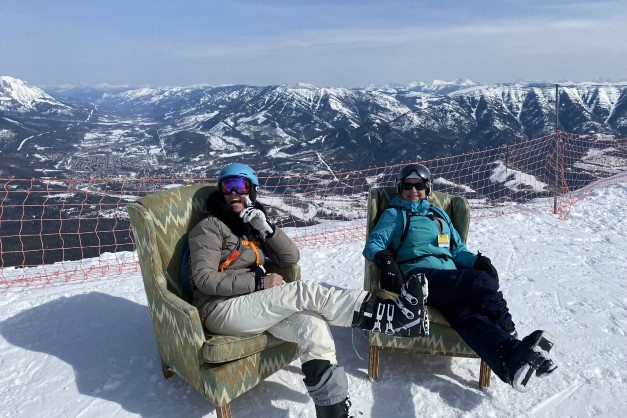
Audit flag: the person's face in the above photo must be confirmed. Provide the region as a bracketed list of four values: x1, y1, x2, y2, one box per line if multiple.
[220, 177, 251, 214]
[400, 178, 427, 202]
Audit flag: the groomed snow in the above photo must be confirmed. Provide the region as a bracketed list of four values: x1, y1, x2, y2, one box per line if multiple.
[0, 184, 626, 417]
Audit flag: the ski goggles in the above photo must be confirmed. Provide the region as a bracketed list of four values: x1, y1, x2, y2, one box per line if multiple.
[401, 181, 426, 191]
[220, 177, 252, 195]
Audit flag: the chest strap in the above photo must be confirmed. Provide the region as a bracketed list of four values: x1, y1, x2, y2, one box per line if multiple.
[393, 211, 441, 256]
[434, 217, 444, 234]
[218, 238, 261, 271]
[392, 209, 452, 265]
[392, 210, 412, 258]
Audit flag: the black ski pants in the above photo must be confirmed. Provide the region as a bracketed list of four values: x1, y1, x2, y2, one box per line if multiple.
[409, 267, 518, 382]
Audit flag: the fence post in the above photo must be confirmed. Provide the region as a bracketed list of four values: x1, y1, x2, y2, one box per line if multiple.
[553, 84, 560, 214]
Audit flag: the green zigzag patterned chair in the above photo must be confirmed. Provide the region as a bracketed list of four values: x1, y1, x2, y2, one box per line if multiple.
[128, 184, 301, 418]
[363, 186, 491, 390]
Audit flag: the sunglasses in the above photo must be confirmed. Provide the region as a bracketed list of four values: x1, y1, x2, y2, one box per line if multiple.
[220, 177, 251, 194]
[401, 181, 426, 191]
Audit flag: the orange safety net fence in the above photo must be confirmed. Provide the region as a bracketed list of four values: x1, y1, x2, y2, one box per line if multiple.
[1, 132, 626, 288]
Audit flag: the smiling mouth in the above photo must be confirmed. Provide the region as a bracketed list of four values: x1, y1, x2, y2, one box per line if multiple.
[228, 197, 242, 206]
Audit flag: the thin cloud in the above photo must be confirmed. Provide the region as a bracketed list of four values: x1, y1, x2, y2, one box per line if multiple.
[1, 0, 625, 86]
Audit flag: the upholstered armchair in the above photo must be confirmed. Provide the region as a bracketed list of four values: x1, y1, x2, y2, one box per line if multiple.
[128, 184, 301, 418]
[363, 186, 491, 390]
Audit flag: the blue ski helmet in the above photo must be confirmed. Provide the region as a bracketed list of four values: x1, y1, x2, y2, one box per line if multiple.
[397, 163, 432, 196]
[217, 162, 260, 200]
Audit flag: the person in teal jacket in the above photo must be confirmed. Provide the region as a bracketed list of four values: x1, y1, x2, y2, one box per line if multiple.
[363, 163, 557, 392]
[363, 193, 478, 275]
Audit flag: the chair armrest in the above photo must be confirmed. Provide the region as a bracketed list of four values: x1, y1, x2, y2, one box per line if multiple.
[265, 262, 301, 283]
[364, 260, 381, 293]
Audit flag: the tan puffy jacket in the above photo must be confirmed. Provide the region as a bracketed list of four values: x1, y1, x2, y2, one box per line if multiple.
[189, 215, 300, 322]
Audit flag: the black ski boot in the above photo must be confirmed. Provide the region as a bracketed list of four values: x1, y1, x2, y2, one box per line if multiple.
[502, 321, 518, 339]
[503, 330, 557, 392]
[315, 397, 353, 418]
[536, 358, 558, 377]
[353, 272, 428, 338]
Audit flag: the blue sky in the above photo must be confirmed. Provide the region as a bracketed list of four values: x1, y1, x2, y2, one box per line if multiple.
[1, 0, 626, 88]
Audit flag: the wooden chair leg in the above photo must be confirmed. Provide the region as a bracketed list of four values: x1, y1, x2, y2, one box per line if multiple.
[216, 404, 232, 418]
[479, 359, 491, 390]
[368, 345, 380, 381]
[161, 362, 174, 379]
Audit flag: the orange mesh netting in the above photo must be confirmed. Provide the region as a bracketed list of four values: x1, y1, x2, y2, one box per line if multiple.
[1, 132, 625, 288]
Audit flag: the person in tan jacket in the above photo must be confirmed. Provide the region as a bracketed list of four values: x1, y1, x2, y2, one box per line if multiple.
[189, 163, 427, 418]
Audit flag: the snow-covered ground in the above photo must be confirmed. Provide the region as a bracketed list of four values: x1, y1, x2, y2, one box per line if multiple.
[1, 184, 626, 418]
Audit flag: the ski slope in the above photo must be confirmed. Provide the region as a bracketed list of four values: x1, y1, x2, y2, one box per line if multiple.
[1, 184, 626, 417]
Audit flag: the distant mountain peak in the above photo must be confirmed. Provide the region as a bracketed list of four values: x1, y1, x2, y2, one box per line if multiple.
[2, 75, 626, 181]
[290, 83, 318, 90]
[0, 75, 71, 113]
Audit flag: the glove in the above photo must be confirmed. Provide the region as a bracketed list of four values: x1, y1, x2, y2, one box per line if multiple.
[374, 250, 403, 293]
[474, 252, 499, 280]
[240, 206, 274, 239]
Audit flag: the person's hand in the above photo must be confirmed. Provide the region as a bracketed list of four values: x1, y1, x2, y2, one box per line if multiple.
[374, 250, 403, 293]
[240, 206, 274, 238]
[262, 272, 285, 288]
[474, 252, 499, 280]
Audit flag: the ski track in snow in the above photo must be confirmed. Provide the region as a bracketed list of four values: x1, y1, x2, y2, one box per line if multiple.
[17, 134, 38, 151]
[315, 151, 339, 182]
[0, 184, 626, 417]
[530, 381, 586, 416]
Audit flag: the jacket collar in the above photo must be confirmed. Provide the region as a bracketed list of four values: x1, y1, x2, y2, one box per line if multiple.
[389, 195, 431, 215]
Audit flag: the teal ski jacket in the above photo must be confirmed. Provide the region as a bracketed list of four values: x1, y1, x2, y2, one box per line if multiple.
[363, 196, 477, 276]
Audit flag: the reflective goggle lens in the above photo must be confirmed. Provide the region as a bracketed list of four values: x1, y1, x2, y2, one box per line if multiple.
[401, 181, 426, 191]
[220, 177, 251, 194]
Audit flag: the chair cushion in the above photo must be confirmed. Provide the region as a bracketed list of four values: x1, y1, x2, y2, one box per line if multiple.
[202, 332, 289, 363]
[368, 306, 477, 357]
[368, 322, 477, 357]
[427, 306, 450, 326]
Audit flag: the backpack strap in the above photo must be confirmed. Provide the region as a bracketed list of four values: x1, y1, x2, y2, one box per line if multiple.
[218, 238, 261, 271]
[393, 209, 454, 264]
[179, 241, 195, 303]
[218, 237, 243, 271]
[429, 206, 458, 248]
[389, 206, 456, 259]
[434, 217, 444, 234]
[243, 240, 261, 266]
[391, 210, 411, 258]
[179, 237, 261, 303]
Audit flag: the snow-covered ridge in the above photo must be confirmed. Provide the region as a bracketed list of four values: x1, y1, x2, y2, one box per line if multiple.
[0, 76, 71, 113]
[2, 75, 626, 178]
[98, 78, 626, 124]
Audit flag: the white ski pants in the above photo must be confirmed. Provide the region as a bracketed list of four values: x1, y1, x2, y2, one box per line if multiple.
[204, 280, 369, 364]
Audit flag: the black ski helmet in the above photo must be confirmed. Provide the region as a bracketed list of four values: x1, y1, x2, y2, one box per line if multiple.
[397, 163, 432, 196]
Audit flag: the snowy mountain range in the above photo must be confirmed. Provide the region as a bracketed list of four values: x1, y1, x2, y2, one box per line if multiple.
[0, 76, 73, 114]
[1, 75, 626, 269]
[1, 75, 626, 178]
